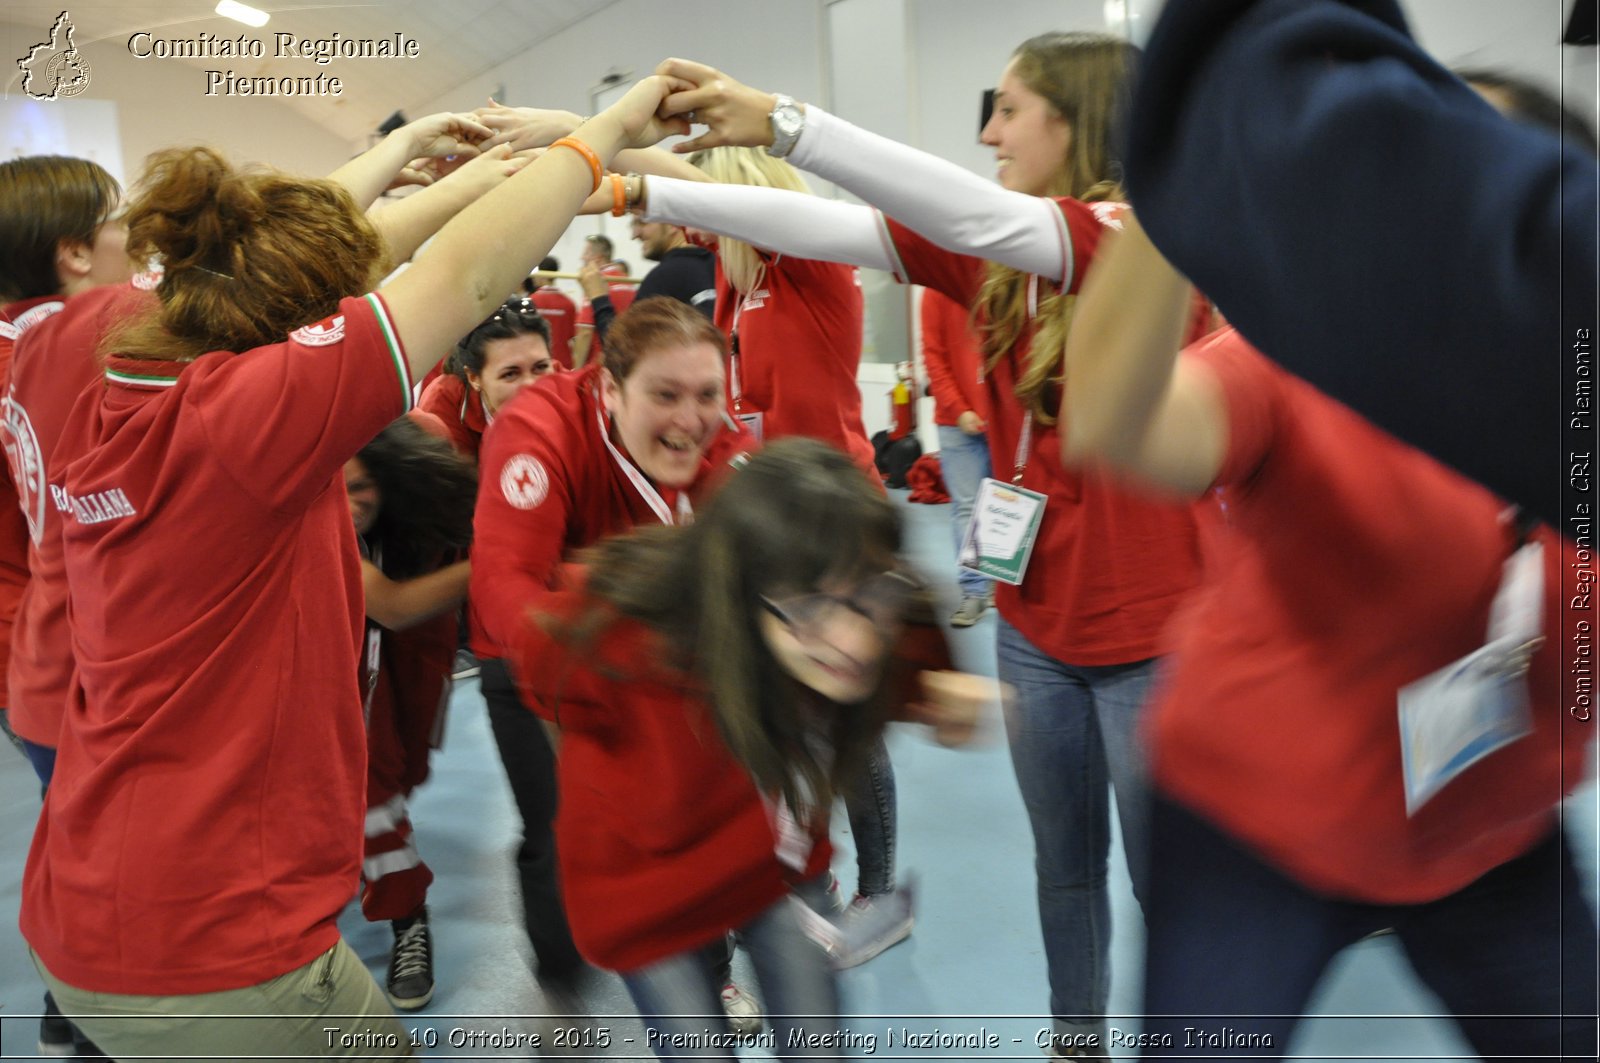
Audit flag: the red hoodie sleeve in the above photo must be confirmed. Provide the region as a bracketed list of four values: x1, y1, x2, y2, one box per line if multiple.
[468, 396, 581, 657]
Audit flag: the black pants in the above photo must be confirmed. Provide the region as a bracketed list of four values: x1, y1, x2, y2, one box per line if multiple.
[1141, 795, 1599, 1059]
[480, 658, 583, 982]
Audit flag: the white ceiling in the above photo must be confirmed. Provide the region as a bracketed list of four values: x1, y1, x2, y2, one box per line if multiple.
[49, 0, 620, 143]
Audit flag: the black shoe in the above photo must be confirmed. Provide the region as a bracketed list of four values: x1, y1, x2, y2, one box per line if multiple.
[72, 1032, 109, 1061]
[39, 992, 74, 1056]
[387, 909, 435, 1010]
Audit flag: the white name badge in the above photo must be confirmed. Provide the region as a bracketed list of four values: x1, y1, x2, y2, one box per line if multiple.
[958, 477, 1047, 586]
[1397, 543, 1544, 814]
[735, 411, 765, 442]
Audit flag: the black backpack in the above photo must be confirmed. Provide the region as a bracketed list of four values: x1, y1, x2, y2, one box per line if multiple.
[871, 430, 923, 489]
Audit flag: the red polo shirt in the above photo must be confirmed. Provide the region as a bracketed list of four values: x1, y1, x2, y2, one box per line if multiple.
[4, 284, 156, 746]
[882, 201, 1210, 666]
[1152, 329, 1590, 903]
[22, 292, 413, 994]
[0, 296, 67, 712]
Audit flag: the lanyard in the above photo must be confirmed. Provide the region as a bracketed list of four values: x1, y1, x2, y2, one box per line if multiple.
[595, 401, 693, 526]
[362, 538, 383, 725]
[728, 258, 774, 409]
[1012, 411, 1033, 485]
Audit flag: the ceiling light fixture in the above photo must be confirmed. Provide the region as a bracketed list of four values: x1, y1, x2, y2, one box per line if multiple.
[216, 1, 271, 29]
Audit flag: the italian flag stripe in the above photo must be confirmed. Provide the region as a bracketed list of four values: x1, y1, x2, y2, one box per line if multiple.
[364, 292, 412, 412]
[105, 368, 177, 388]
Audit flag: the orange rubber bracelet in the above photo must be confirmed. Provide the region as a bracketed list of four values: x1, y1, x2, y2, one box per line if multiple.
[610, 173, 627, 217]
[550, 136, 602, 193]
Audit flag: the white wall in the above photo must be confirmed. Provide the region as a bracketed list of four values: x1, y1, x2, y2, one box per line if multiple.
[397, 0, 830, 292]
[0, 20, 352, 181]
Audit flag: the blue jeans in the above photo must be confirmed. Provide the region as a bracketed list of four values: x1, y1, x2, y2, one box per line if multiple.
[937, 424, 992, 598]
[842, 736, 896, 897]
[996, 617, 1155, 1048]
[21, 737, 56, 792]
[1141, 796, 1599, 1058]
[620, 880, 842, 1061]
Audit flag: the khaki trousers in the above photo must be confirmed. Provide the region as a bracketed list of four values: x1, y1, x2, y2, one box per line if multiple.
[33, 938, 414, 1061]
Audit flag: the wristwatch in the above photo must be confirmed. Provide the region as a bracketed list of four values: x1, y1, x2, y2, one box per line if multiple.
[766, 94, 805, 159]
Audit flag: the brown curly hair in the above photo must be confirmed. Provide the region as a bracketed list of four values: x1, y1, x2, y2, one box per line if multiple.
[105, 147, 386, 362]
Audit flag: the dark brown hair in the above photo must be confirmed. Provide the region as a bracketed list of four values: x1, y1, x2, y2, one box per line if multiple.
[602, 295, 727, 381]
[0, 155, 121, 302]
[105, 147, 385, 362]
[353, 416, 477, 579]
[557, 438, 902, 818]
[454, 297, 553, 378]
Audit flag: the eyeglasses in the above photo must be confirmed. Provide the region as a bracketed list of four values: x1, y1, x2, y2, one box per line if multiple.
[761, 570, 921, 639]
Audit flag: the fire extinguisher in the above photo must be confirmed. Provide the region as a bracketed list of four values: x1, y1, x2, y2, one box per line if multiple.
[889, 360, 916, 440]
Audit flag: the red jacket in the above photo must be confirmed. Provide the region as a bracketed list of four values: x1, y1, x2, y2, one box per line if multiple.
[416, 372, 487, 462]
[515, 588, 831, 971]
[918, 287, 986, 428]
[711, 252, 876, 477]
[469, 363, 754, 659]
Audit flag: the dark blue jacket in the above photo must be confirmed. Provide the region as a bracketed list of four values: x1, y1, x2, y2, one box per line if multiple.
[1126, 0, 1597, 528]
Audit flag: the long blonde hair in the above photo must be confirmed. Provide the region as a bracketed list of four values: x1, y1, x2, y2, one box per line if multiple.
[688, 147, 813, 294]
[977, 32, 1137, 424]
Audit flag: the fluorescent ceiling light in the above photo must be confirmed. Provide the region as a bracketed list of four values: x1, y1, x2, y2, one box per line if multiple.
[216, 1, 270, 28]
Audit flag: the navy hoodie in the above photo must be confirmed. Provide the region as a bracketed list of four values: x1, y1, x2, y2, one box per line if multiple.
[1125, 0, 1597, 529]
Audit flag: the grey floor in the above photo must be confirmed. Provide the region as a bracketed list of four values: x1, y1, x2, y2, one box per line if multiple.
[1, 494, 1595, 1060]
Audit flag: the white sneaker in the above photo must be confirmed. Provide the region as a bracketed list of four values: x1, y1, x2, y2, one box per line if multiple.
[720, 981, 763, 1036]
[949, 594, 989, 627]
[828, 883, 914, 969]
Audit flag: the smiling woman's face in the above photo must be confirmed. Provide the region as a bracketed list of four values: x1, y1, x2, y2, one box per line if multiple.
[602, 340, 726, 487]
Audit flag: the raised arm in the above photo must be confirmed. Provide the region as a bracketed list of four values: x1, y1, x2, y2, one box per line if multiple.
[1059, 214, 1225, 498]
[657, 58, 1070, 281]
[368, 146, 532, 269]
[327, 112, 492, 209]
[378, 77, 688, 383]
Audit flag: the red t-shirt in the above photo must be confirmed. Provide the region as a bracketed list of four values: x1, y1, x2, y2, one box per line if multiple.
[469, 363, 754, 659]
[883, 202, 1207, 665]
[918, 287, 987, 428]
[574, 271, 638, 365]
[0, 296, 67, 710]
[530, 287, 578, 370]
[22, 292, 414, 995]
[415, 372, 487, 462]
[515, 588, 831, 971]
[1152, 329, 1590, 903]
[713, 253, 876, 478]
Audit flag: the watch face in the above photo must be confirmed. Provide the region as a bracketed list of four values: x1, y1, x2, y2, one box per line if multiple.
[776, 108, 803, 136]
